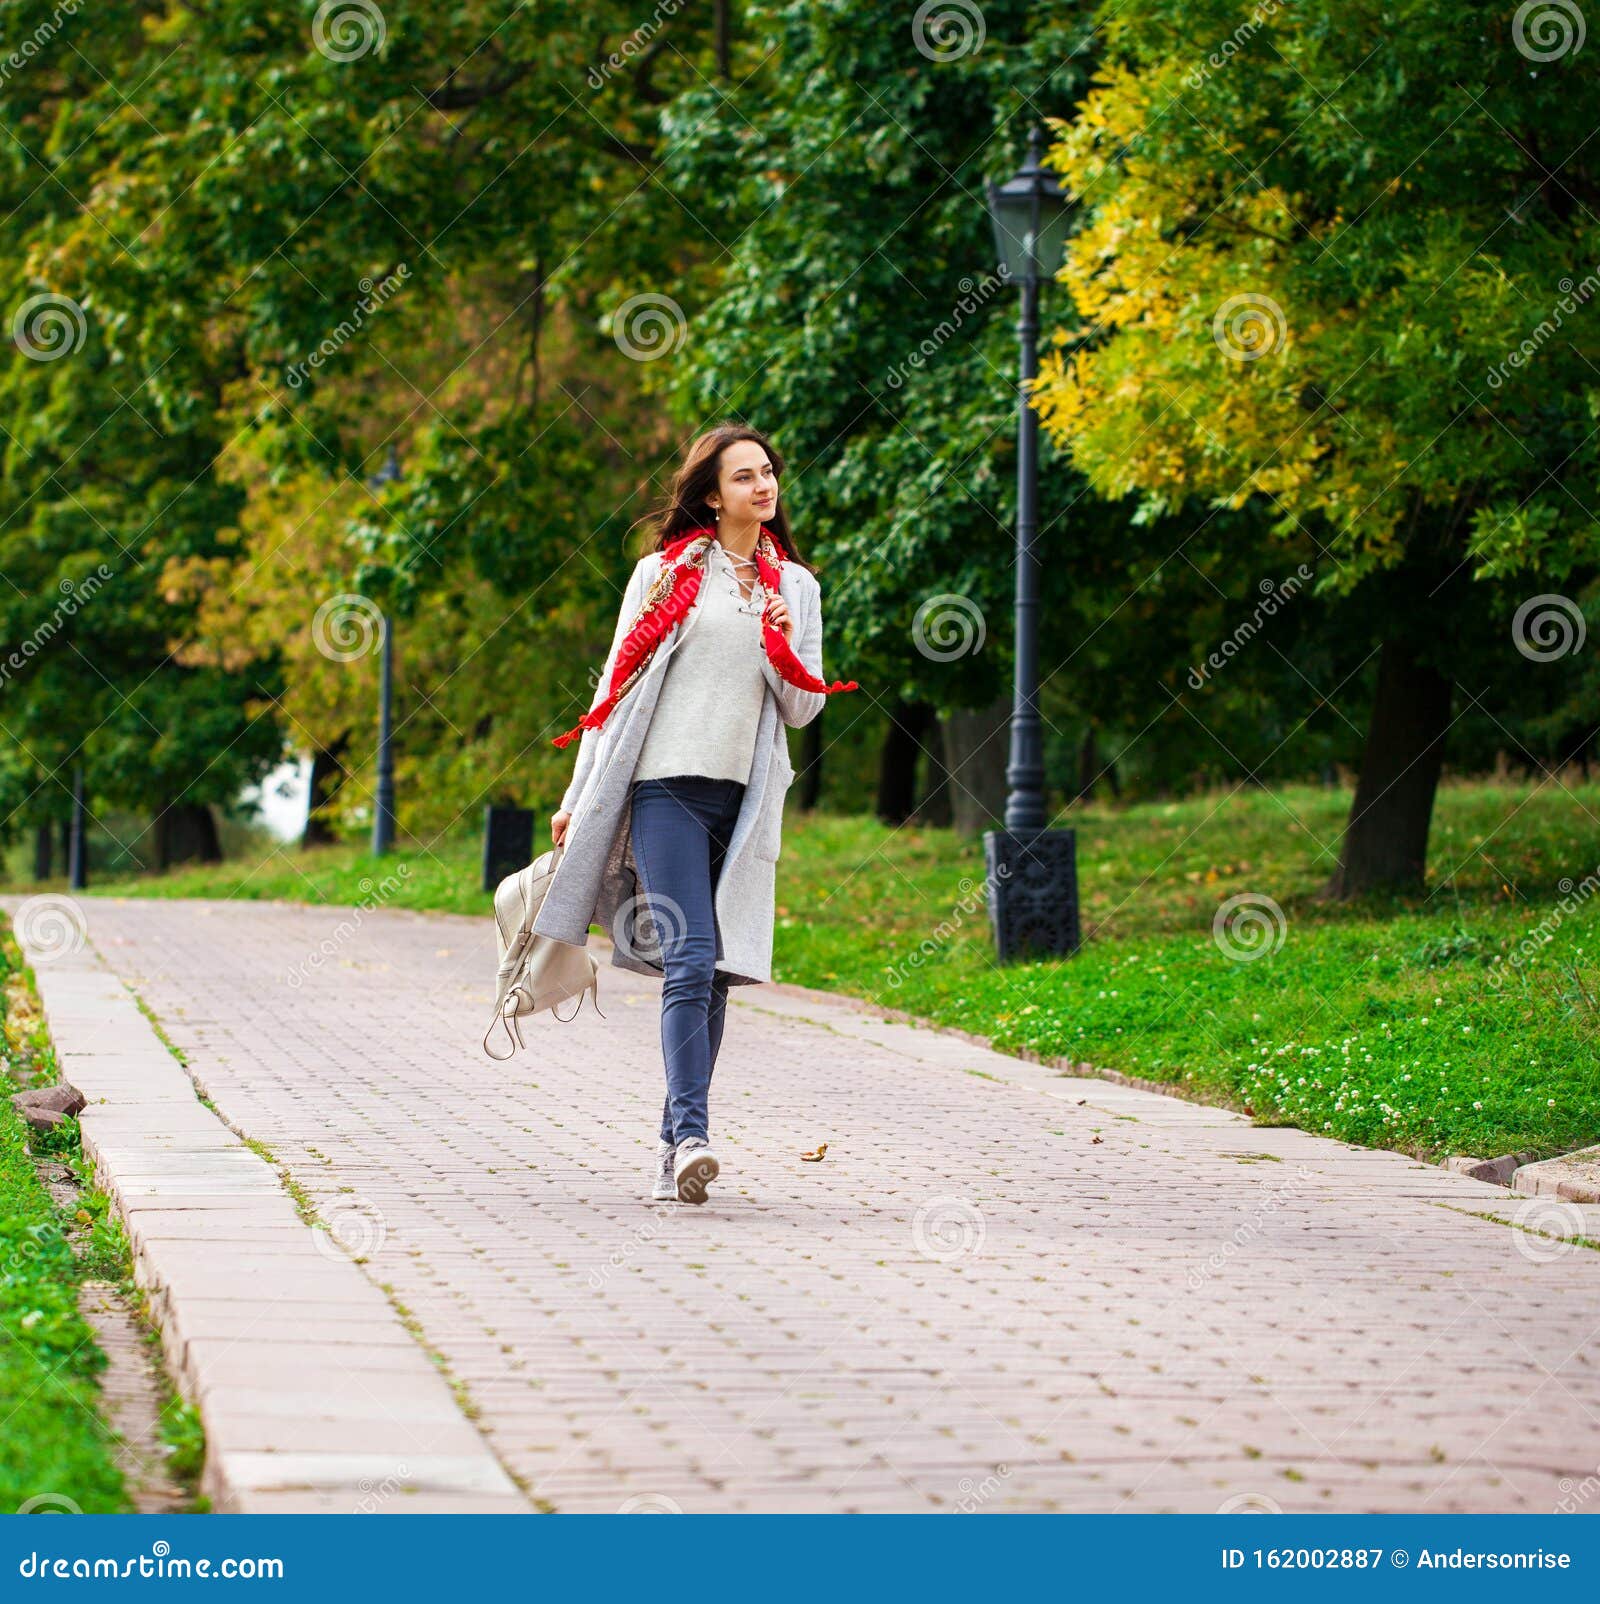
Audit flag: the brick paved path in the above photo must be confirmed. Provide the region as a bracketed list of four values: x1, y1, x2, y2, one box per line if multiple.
[50, 898, 1600, 1511]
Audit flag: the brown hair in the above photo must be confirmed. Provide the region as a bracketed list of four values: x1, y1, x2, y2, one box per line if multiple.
[634, 422, 815, 574]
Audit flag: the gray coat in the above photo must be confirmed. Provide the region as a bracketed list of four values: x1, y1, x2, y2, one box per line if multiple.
[530, 549, 829, 986]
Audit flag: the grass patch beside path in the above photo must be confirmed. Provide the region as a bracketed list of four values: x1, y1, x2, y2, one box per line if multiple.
[62, 776, 1600, 1164]
[0, 939, 132, 1514]
[774, 778, 1600, 1165]
[91, 837, 479, 917]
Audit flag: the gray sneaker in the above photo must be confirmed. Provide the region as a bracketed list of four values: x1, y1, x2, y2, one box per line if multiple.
[673, 1135, 720, 1204]
[652, 1139, 677, 1201]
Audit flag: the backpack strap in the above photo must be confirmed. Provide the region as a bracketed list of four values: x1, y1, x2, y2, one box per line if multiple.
[550, 972, 604, 1023]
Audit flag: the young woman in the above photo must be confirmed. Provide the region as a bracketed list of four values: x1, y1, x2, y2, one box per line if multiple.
[531, 423, 858, 1205]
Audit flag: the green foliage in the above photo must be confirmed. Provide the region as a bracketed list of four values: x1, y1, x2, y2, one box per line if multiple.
[659, 0, 1105, 711]
[5, 0, 1600, 857]
[0, 0, 738, 844]
[1021, 0, 1600, 865]
[1036, 0, 1600, 574]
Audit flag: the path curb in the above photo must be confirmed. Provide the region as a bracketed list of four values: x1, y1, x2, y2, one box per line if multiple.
[8, 906, 533, 1515]
[1511, 1143, 1600, 1205]
[1444, 1151, 1540, 1186]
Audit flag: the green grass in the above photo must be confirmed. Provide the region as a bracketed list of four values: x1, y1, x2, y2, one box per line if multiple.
[0, 938, 208, 1512]
[772, 777, 1600, 1165]
[91, 839, 459, 914]
[0, 941, 132, 1514]
[57, 776, 1600, 1164]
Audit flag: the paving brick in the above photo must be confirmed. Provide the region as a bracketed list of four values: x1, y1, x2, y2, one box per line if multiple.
[10, 894, 1600, 1513]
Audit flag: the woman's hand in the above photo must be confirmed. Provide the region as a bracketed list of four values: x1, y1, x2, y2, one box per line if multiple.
[551, 810, 571, 847]
[765, 595, 794, 641]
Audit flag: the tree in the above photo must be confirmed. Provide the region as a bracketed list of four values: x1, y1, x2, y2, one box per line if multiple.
[1029, 0, 1600, 894]
[0, 0, 744, 849]
[656, 0, 1108, 827]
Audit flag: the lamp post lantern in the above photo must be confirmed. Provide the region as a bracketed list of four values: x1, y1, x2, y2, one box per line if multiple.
[367, 444, 401, 857]
[982, 125, 1083, 962]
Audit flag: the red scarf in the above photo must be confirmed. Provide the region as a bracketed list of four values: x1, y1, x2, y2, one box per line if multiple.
[552, 526, 859, 749]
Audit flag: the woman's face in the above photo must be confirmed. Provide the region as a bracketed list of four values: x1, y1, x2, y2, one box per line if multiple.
[712, 441, 778, 526]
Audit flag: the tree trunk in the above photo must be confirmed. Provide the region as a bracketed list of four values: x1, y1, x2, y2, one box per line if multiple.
[1076, 727, 1095, 801]
[1323, 636, 1453, 899]
[939, 694, 1011, 834]
[154, 800, 222, 870]
[911, 716, 951, 826]
[33, 824, 51, 880]
[303, 734, 351, 848]
[876, 699, 934, 824]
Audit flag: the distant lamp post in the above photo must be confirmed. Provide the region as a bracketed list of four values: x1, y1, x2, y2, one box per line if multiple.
[366, 444, 401, 856]
[68, 762, 87, 890]
[982, 126, 1082, 962]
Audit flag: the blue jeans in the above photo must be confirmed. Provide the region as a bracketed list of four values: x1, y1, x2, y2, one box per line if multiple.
[628, 775, 745, 1145]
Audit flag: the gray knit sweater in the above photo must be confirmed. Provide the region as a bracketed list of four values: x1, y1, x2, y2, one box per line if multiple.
[632, 542, 766, 785]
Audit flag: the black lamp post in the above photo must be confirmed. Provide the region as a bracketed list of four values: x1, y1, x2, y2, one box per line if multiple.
[982, 126, 1082, 962]
[68, 761, 87, 890]
[366, 444, 401, 857]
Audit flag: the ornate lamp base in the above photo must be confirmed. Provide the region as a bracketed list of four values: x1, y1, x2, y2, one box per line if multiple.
[983, 827, 1082, 962]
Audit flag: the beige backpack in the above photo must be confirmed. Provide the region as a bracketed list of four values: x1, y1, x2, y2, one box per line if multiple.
[483, 844, 605, 1060]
